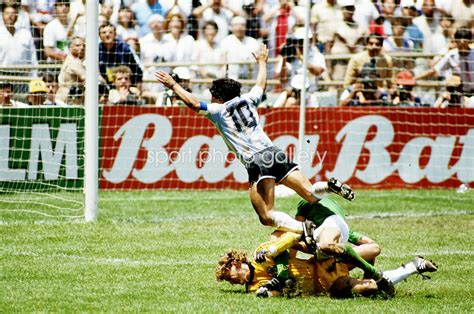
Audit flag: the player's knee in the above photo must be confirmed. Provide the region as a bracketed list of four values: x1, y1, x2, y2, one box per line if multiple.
[371, 243, 381, 257]
[257, 211, 274, 226]
[259, 216, 273, 226]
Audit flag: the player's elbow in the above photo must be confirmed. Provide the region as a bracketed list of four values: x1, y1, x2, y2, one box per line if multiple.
[183, 99, 201, 112]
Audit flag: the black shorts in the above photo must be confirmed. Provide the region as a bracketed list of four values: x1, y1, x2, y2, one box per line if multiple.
[245, 146, 299, 186]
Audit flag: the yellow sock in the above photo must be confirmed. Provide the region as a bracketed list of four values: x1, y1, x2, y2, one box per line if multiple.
[267, 232, 301, 257]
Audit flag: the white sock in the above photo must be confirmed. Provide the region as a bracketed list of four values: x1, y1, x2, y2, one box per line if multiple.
[269, 211, 303, 233]
[312, 181, 329, 199]
[382, 262, 417, 285]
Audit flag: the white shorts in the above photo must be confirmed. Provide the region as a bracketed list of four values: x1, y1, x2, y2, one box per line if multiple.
[313, 215, 349, 244]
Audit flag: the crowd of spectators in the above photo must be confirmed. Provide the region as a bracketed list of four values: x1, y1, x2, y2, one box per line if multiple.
[0, 0, 473, 108]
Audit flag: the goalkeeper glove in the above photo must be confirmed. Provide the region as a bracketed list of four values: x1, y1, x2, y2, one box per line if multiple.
[255, 249, 269, 264]
[256, 286, 272, 298]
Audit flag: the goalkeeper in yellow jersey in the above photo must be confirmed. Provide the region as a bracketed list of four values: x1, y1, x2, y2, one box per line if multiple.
[215, 231, 438, 298]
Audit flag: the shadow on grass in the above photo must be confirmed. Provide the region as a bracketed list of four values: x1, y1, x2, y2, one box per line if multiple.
[218, 288, 247, 295]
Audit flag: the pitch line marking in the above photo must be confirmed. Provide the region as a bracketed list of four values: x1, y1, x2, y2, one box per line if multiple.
[2, 251, 214, 267]
[0, 209, 472, 225]
[3, 250, 473, 268]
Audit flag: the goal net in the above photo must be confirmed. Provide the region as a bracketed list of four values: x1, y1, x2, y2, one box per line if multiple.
[0, 0, 473, 220]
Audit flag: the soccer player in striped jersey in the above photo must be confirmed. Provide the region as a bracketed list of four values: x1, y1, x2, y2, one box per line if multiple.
[155, 44, 354, 237]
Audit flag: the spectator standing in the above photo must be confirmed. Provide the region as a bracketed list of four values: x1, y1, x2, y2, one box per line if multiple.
[353, 0, 380, 32]
[191, 21, 224, 79]
[310, 0, 343, 53]
[131, 0, 163, 37]
[383, 17, 415, 70]
[381, 0, 397, 37]
[329, 0, 366, 81]
[343, 34, 394, 90]
[193, 0, 244, 43]
[413, 0, 444, 55]
[56, 36, 86, 104]
[161, 0, 193, 17]
[0, 2, 38, 70]
[449, 0, 473, 30]
[162, 13, 195, 63]
[262, 0, 299, 56]
[140, 14, 167, 101]
[436, 14, 455, 52]
[69, 0, 86, 37]
[0, 81, 29, 107]
[99, 0, 136, 25]
[116, 7, 140, 44]
[99, 23, 143, 87]
[400, 0, 424, 51]
[383, 17, 408, 52]
[44, 0, 81, 62]
[221, 16, 259, 80]
[415, 29, 473, 97]
[243, 2, 264, 41]
[0, 0, 32, 31]
[29, 0, 55, 29]
[0, 2, 38, 96]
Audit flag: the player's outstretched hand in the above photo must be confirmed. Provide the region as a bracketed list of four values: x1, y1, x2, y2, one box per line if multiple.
[252, 43, 269, 64]
[154, 71, 176, 89]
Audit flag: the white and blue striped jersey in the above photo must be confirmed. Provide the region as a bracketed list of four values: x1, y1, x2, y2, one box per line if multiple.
[200, 86, 273, 161]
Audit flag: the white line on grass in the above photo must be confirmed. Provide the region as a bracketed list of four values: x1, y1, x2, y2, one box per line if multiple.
[3, 251, 214, 267]
[347, 210, 473, 220]
[0, 209, 83, 219]
[0, 209, 472, 225]
[4, 250, 472, 268]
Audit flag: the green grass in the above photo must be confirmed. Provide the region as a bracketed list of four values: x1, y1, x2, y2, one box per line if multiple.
[1, 190, 473, 312]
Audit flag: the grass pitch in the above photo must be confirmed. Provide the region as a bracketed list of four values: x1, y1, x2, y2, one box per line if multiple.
[1, 189, 473, 312]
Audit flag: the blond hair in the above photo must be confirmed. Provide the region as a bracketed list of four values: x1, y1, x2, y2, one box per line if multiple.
[215, 250, 248, 282]
[112, 65, 132, 81]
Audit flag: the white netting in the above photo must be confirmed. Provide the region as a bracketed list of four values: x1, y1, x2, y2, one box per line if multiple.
[0, 0, 473, 219]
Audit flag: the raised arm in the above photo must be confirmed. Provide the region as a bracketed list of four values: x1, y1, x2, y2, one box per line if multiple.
[154, 71, 200, 112]
[252, 43, 269, 91]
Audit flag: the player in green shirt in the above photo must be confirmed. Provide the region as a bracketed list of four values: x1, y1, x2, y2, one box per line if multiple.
[296, 197, 382, 280]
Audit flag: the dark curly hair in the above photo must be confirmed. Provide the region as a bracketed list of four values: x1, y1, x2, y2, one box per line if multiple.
[210, 78, 242, 102]
[215, 249, 248, 282]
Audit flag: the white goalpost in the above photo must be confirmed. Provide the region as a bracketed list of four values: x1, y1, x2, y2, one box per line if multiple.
[297, 0, 311, 155]
[84, 1, 99, 222]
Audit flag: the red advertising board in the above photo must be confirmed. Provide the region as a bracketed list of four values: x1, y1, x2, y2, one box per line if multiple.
[100, 106, 474, 190]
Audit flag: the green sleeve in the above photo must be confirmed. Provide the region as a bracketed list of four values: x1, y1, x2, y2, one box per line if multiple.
[348, 230, 363, 244]
[273, 251, 290, 281]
